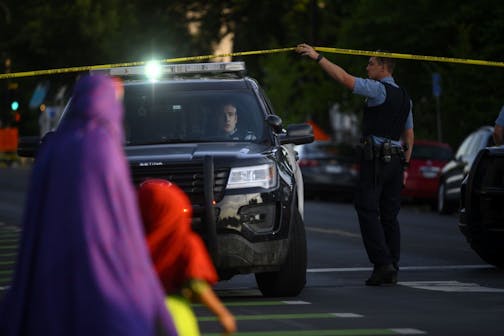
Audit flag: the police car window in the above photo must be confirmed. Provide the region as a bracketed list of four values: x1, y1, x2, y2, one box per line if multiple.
[123, 87, 265, 145]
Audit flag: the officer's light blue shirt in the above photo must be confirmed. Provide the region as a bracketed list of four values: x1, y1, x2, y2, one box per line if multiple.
[353, 76, 413, 146]
[495, 105, 504, 126]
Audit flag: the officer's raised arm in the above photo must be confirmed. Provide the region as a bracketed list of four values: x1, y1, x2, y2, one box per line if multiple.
[295, 43, 356, 90]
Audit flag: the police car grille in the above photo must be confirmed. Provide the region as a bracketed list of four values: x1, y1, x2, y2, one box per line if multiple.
[130, 164, 229, 208]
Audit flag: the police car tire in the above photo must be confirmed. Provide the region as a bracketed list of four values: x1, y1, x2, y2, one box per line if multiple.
[255, 209, 307, 297]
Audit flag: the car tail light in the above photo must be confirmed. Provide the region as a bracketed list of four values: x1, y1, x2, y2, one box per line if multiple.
[299, 159, 319, 167]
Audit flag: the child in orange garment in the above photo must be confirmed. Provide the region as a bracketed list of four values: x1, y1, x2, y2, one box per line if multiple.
[138, 179, 236, 335]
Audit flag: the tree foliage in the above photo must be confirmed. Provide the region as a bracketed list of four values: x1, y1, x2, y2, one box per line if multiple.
[2, 0, 503, 148]
[334, 0, 504, 146]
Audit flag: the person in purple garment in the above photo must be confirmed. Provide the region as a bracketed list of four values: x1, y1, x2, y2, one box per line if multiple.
[0, 75, 177, 336]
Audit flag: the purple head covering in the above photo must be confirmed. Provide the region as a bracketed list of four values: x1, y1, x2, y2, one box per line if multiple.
[0, 75, 177, 336]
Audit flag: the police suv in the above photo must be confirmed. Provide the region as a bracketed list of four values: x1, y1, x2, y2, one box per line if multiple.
[21, 62, 314, 297]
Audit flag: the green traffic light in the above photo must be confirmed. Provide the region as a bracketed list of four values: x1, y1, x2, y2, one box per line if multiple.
[11, 101, 19, 111]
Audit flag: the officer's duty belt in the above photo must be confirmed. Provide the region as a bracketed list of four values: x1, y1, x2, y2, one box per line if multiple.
[373, 145, 403, 155]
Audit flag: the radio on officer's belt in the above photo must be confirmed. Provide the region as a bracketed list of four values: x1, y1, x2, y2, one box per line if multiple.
[381, 141, 392, 163]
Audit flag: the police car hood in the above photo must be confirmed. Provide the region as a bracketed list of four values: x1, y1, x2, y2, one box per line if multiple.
[126, 142, 273, 167]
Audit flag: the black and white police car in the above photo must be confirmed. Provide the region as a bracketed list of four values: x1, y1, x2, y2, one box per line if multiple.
[20, 61, 314, 297]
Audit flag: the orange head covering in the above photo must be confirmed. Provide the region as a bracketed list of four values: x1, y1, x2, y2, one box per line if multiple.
[138, 179, 218, 293]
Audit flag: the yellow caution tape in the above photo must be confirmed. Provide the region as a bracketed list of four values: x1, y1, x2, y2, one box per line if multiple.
[314, 47, 504, 68]
[165, 47, 296, 63]
[0, 48, 295, 80]
[1, 46, 503, 80]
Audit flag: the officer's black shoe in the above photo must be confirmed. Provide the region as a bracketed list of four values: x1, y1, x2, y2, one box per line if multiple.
[365, 264, 398, 286]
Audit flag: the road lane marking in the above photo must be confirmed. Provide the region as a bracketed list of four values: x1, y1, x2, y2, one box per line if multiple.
[0, 252, 17, 257]
[203, 328, 426, 336]
[0, 231, 20, 237]
[214, 288, 262, 297]
[306, 226, 361, 238]
[195, 300, 311, 307]
[0, 244, 18, 250]
[399, 281, 504, 293]
[308, 264, 492, 272]
[198, 312, 366, 322]
[308, 267, 374, 272]
[200, 312, 339, 321]
[199, 312, 368, 322]
[0, 224, 20, 232]
[390, 329, 426, 335]
[331, 313, 363, 318]
[0, 238, 19, 243]
[0, 260, 14, 266]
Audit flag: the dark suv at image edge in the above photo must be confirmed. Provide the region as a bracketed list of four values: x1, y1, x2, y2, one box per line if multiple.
[18, 62, 314, 297]
[459, 146, 504, 268]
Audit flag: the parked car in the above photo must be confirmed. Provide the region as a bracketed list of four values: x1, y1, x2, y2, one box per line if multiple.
[437, 126, 494, 214]
[459, 146, 504, 268]
[18, 62, 314, 297]
[295, 140, 359, 199]
[401, 140, 453, 206]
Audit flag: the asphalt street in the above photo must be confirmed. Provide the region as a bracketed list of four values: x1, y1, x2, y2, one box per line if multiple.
[1, 166, 503, 336]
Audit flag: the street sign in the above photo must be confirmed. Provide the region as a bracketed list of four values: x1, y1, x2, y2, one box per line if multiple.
[29, 82, 50, 109]
[432, 72, 442, 97]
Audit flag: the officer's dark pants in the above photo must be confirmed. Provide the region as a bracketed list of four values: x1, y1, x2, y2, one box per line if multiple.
[354, 154, 403, 267]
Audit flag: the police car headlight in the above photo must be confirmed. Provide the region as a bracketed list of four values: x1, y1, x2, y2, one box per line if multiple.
[227, 164, 277, 189]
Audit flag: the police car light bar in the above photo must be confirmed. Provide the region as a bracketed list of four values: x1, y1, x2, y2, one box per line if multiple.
[106, 62, 246, 78]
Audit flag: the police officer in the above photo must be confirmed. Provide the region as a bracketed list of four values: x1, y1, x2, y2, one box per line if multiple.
[296, 43, 414, 286]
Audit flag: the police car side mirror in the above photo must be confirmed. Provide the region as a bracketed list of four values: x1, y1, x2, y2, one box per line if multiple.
[266, 115, 283, 134]
[280, 123, 314, 145]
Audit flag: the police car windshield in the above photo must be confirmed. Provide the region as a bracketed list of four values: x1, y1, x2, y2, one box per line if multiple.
[123, 84, 266, 145]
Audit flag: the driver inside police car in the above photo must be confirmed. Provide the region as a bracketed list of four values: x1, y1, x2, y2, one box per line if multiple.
[218, 103, 241, 139]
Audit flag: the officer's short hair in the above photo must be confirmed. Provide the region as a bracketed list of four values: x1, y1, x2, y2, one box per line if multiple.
[375, 50, 395, 73]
